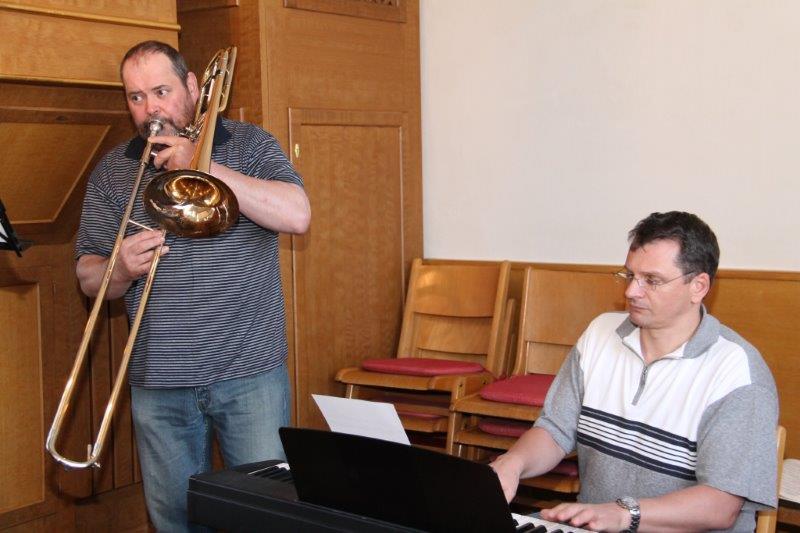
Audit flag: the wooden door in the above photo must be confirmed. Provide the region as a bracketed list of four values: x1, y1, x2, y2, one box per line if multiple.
[289, 108, 413, 428]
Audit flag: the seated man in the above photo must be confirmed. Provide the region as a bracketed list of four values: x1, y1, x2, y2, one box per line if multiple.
[491, 211, 778, 532]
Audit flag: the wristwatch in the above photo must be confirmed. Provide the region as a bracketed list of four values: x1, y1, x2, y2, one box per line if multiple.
[615, 497, 640, 533]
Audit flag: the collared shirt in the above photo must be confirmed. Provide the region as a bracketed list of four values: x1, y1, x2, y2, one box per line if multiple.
[535, 309, 779, 532]
[75, 118, 303, 388]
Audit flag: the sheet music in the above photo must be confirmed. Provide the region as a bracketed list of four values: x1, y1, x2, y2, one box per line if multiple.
[781, 458, 800, 503]
[312, 394, 411, 445]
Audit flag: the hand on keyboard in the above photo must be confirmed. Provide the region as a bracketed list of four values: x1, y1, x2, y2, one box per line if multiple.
[539, 501, 630, 532]
[512, 512, 592, 532]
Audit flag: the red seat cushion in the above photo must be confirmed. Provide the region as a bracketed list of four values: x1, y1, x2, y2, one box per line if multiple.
[479, 373, 555, 406]
[361, 358, 484, 377]
[551, 459, 579, 477]
[478, 418, 530, 438]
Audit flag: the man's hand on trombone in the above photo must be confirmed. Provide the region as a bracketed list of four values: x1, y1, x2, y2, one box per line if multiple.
[149, 134, 195, 170]
[76, 230, 169, 300]
[114, 230, 170, 283]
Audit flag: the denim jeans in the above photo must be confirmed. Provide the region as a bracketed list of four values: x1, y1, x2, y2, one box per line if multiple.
[130, 363, 290, 533]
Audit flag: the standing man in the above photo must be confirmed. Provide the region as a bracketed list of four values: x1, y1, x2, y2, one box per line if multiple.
[492, 212, 778, 532]
[75, 41, 310, 532]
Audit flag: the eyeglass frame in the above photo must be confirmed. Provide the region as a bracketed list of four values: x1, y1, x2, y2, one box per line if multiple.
[613, 269, 697, 292]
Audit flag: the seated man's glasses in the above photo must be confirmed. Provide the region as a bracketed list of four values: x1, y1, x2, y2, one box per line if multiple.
[614, 269, 696, 292]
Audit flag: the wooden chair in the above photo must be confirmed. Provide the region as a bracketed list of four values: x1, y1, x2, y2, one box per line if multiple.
[335, 259, 514, 442]
[447, 266, 625, 492]
[756, 425, 787, 533]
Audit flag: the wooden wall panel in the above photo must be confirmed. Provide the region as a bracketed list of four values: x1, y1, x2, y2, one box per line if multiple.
[273, 7, 407, 112]
[0, 265, 57, 530]
[0, 283, 45, 515]
[290, 108, 407, 428]
[0, 96, 135, 240]
[0, 3, 178, 86]
[177, 0, 264, 125]
[1, 0, 176, 23]
[0, 123, 109, 224]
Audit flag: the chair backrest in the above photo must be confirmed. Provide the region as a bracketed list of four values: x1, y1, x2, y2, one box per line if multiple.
[755, 425, 787, 533]
[512, 266, 627, 376]
[396, 259, 512, 377]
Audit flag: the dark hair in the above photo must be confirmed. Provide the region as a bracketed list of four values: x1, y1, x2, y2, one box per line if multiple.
[120, 41, 189, 86]
[628, 211, 720, 284]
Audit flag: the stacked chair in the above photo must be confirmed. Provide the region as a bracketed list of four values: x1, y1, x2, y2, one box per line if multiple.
[335, 259, 514, 448]
[447, 265, 626, 493]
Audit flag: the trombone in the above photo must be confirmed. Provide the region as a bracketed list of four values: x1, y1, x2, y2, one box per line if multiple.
[46, 47, 239, 469]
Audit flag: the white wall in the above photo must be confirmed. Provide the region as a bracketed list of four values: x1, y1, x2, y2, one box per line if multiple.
[420, 0, 800, 270]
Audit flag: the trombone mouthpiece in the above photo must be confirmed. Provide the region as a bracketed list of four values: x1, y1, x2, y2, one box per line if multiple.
[148, 119, 164, 137]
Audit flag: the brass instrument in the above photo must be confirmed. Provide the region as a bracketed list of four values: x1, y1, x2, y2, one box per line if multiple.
[46, 47, 239, 469]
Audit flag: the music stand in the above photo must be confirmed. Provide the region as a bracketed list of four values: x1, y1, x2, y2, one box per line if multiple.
[0, 198, 32, 257]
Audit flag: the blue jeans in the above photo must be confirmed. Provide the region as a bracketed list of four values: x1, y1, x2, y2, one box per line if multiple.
[131, 364, 290, 533]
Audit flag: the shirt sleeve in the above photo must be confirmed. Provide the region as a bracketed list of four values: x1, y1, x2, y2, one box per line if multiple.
[240, 127, 304, 187]
[695, 383, 779, 509]
[74, 161, 125, 260]
[533, 344, 585, 454]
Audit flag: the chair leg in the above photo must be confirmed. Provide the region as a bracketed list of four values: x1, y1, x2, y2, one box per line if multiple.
[446, 411, 463, 455]
[344, 384, 359, 399]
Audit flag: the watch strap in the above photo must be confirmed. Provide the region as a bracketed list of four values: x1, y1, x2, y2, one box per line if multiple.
[615, 497, 640, 533]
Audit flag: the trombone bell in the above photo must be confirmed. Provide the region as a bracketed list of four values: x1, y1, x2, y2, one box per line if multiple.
[144, 169, 239, 238]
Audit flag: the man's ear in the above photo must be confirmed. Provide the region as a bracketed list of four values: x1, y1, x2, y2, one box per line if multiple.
[690, 272, 711, 304]
[187, 72, 200, 103]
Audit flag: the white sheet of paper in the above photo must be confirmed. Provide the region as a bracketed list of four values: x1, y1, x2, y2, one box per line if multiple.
[781, 458, 800, 503]
[312, 394, 410, 445]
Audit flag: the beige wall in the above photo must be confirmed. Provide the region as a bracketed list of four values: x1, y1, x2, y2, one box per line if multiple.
[420, 0, 800, 270]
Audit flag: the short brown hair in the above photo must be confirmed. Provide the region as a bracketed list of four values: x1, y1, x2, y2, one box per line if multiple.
[120, 41, 189, 86]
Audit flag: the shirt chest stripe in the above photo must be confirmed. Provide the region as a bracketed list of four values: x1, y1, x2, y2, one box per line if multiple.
[578, 407, 699, 480]
[578, 418, 698, 468]
[582, 405, 697, 451]
[577, 432, 698, 481]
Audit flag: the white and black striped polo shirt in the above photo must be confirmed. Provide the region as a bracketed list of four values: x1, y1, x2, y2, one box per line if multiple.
[75, 118, 303, 388]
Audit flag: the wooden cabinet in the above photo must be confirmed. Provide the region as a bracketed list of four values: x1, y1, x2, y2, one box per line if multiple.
[178, 0, 423, 428]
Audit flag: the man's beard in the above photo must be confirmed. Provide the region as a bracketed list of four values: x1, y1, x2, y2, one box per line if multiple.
[135, 98, 195, 139]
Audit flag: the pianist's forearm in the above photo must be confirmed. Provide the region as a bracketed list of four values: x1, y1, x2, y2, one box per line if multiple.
[636, 484, 744, 532]
[501, 427, 566, 480]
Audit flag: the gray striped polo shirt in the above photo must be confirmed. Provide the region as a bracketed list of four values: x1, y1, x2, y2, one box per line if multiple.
[75, 118, 303, 388]
[535, 310, 778, 532]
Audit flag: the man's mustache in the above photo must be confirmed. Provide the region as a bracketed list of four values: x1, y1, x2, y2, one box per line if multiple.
[138, 116, 181, 137]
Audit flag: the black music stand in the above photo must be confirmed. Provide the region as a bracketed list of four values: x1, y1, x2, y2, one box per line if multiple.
[0, 198, 32, 257]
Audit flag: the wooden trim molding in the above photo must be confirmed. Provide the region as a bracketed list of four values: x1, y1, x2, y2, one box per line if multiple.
[177, 0, 239, 13]
[0, 74, 123, 88]
[426, 259, 800, 282]
[284, 0, 406, 23]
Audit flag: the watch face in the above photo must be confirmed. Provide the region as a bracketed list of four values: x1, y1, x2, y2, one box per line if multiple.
[618, 497, 639, 510]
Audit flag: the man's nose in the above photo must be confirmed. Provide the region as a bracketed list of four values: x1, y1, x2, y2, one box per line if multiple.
[145, 98, 159, 116]
[624, 277, 644, 298]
